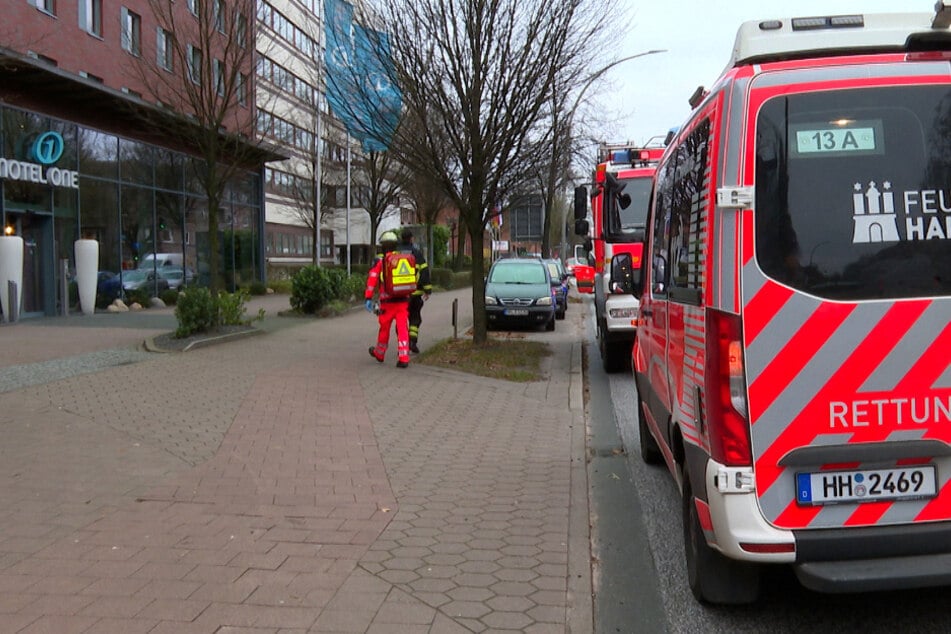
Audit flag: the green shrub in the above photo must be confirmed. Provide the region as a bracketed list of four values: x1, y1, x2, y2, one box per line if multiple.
[248, 280, 268, 295]
[126, 288, 151, 307]
[344, 272, 367, 301]
[430, 268, 472, 290]
[325, 267, 348, 301]
[290, 265, 336, 314]
[159, 289, 179, 306]
[269, 278, 293, 294]
[218, 290, 249, 326]
[174, 287, 217, 338]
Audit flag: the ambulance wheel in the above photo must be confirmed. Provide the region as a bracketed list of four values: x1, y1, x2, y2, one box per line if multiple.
[638, 400, 663, 465]
[683, 477, 760, 605]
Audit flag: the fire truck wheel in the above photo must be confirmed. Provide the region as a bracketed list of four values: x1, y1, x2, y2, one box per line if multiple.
[600, 331, 628, 373]
[638, 400, 663, 465]
[683, 477, 760, 605]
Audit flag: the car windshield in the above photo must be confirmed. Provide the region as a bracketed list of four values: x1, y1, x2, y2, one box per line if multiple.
[616, 176, 653, 233]
[755, 84, 951, 300]
[489, 262, 547, 284]
[545, 262, 561, 281]
[123, 270, 148, 281]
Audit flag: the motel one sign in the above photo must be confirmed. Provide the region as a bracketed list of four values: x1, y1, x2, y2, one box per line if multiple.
[0, 131, 79, 189]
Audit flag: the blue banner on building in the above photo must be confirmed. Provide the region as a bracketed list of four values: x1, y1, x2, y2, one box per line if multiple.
[324, 0, 400, 152]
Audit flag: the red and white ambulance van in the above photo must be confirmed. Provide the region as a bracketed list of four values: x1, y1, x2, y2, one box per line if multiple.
[633, 7, 951, 604]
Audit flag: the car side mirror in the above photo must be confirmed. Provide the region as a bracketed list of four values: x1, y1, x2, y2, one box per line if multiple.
[610, 252, 637, 295]
[574, 218, 589, 237]
[652, 254, 667, 294]
[573, 186, 588, 221]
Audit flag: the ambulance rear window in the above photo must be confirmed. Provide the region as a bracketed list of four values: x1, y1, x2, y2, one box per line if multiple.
[754, 85, 951, 300]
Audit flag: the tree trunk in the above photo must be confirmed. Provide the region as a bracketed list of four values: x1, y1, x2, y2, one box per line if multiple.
[207, 197, 220, 297]
[468, 224, 487, 345]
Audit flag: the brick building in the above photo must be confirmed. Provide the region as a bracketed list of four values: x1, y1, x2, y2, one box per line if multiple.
[0, 0, 275, 316]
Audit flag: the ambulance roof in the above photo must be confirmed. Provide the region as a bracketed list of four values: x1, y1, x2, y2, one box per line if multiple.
[728, 12, 946, 68]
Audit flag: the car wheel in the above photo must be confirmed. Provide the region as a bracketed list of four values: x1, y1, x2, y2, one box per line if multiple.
[683, 476, 760, 604]
[600, 326, 628, 373]
[638, 400, 663, 465]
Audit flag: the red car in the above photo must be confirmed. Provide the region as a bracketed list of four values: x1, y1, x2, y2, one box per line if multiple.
[573, 263, 594, 294]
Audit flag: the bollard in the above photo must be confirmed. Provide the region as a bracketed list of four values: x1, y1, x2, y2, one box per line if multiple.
[7, 279, 18, 323]
[452, 298, 458, 339]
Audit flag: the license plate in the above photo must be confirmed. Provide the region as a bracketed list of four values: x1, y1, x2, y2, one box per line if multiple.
[796, 465, 937, 506]
[504, 309, 528, 316]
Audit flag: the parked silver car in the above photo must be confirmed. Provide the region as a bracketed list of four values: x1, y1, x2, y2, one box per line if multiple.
[121, 269, 169, 296]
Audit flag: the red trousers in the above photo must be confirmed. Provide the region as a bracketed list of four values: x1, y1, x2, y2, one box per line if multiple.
[372, 299, 410, 363]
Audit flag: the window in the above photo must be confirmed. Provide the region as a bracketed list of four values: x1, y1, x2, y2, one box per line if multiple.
[33, 0, 55, 15]
[238, 72, 248, 106]
[213, 58, 224, 96]
[214, 0, 225, 32]
[666, 118, 710, 301]
[156, 28, 173, 71]
[237, 13, 247, 48]
[187, 0, 199, 15]
[79, 70, 104, 83]
[79, 0, 102, 36]
[188, 45, 202, 84]
[27, 50, 58, 66]
[754, 85, 951, 300]
[120, 7, 141, 56]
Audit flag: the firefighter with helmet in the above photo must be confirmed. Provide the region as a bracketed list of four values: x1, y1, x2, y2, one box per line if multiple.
[365, 230, 412, 368]
[399, 227, 432, 353]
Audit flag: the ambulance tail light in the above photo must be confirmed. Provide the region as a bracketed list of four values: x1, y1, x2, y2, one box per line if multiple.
[705, 308, 752, 467]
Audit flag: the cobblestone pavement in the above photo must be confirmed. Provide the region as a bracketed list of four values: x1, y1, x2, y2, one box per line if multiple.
[0, 290, 592, 633]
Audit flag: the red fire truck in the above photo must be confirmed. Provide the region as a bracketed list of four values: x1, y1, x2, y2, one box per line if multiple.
[574, 142, 664, 372]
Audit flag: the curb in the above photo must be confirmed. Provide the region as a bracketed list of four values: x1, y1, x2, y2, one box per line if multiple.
[568, 337, 594, 633]
[143, 327, 265, 353]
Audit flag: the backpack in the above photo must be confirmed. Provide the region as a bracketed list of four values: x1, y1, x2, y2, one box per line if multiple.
[383, 251, 417, 297]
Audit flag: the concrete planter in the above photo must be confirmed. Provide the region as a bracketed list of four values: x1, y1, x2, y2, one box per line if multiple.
[75, 239, 99, 316]
[0, 235, 24, 322]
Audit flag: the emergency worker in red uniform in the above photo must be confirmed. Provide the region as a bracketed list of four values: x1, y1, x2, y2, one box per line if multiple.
[365, 231, 411, 368]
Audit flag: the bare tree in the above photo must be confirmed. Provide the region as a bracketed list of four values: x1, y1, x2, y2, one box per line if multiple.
[360, 149, 406, 248]
[126, 0, 266, 293]
[405, 168, 454, 266]
[365, 0, 620, 344]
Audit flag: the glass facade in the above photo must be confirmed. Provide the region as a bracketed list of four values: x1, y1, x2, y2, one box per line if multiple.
[0, 104, 263, 316]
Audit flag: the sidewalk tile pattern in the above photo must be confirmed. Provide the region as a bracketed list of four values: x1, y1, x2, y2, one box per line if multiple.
[0, 291, 589, 632]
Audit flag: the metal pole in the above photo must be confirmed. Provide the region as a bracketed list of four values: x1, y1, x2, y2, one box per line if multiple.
[452, 297, 458, 339]
[346, 139, 351, 276]
[60, 258, 69, 316]
[7, 280, 18, 323]
[314, 0, 323, 268]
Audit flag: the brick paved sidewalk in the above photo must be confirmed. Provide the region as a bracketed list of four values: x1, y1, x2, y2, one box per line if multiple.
[0, 289, 591, 633]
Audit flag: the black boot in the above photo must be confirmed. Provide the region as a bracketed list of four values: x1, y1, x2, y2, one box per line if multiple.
[409, 338, 420, 354]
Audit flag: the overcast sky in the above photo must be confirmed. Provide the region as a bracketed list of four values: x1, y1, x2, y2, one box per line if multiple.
[598, 1, 929, 147]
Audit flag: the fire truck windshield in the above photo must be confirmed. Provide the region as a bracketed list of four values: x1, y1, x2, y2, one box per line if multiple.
[613, 176, 653, 234]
